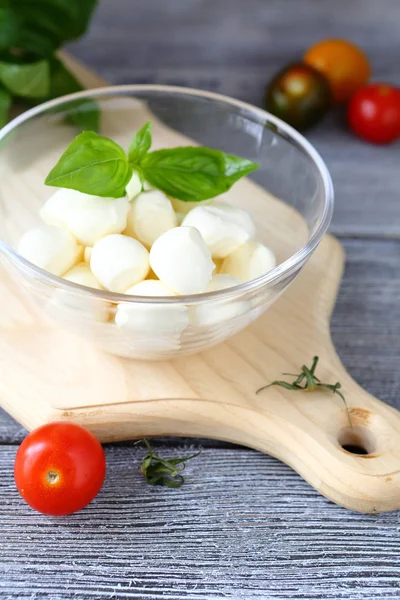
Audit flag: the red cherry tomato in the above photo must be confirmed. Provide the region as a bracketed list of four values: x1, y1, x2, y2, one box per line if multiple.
[14, 422, 106, 516]
[348, 83, 400, 144]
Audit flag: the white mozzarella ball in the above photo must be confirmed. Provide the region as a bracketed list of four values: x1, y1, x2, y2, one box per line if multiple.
[115, 279, 188, 335]
[150, 226, 214, 294]
[18, 225, 81, 276]
[205, 274, 241, 292]
[220, 241, 276, 282]
[47, 288, 110, 325]
[181, 205, 250, 259]
[190, 275, 247, 327]
[125, 190, 177, 247]
[209, 202, 256, 239]
[91, 234, 149, 293]
[63, 263, 103, 290]
[125, 170, 142, 199]
[40, 188, 130, 246]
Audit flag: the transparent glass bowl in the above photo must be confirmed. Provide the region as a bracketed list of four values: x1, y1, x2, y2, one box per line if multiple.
[0, 86, 333, 360]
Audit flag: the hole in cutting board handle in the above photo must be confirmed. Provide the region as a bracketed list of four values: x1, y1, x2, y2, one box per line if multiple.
[338, 426, 376, 456]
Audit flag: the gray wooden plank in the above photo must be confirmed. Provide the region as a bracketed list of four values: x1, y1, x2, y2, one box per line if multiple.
[1, 237, 400, 443]
[1, 444, 400, 600]
[67, 0, 400, 236]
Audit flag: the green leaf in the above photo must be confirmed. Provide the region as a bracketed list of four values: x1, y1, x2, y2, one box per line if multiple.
[0, 8, 19, 51]
[10, 0, 98, 55]
[136, 439, 200, 488]
[0, 86, 11, 127]
[48, 59, 100, 132]
[45, 131, 131, 198]
[70, 0, 98, 40]
[14, 28, 57, 57]
[128, 121, 152, 163]
[64, 99, 100, 133]
[48, 58, 82, 98]
[141, 146, 259, 202]
[223, 153, 262, 185]
[0, 59, 50, 98]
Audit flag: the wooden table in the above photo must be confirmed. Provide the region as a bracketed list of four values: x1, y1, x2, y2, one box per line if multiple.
[1, 1, 400, 598]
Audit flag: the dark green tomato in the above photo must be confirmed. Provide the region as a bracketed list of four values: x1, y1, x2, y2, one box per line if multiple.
[264, 63, 332, 131]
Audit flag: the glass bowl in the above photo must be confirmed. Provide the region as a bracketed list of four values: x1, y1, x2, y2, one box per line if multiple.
[0, 86, 333, 360]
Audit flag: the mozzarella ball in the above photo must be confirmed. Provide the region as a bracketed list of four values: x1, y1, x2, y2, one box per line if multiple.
[125, 190, 177, 247]
[115, 279, 188, 335]
[125, 170, 142, 199]
[190, 275, 247, 327]
[206, 274, 241, 292]
[40, 188, 130, 246]
[220, 241, 276, 282]
[18, 225, 81, 276]
[181, 205, 250, 258]
[150, 226, 214, 294]
[63, 263, 103, 290]
[210, 202, 256, 239]
[91, 234, 149, 293]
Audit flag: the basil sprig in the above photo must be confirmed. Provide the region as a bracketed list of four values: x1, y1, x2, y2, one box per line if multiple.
[45, 121, 259, 202]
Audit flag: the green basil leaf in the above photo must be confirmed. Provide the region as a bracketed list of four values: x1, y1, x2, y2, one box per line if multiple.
[0, 8, 19, 51]
[70, 0, 98, 40]
[0, 86, 11, 127]
[11, 0, 98, 53]
[48, 58, 82, 98]
[14, 28, 57, 57]
[0, 59, 50, 98]
[223, 153, 262, 185]
[141, 147, 259, 201]
[45, 131, 131, 198]
[128, 121, 152, 163]
[64, 99, 100, 133]
[47, 59, 99, 132]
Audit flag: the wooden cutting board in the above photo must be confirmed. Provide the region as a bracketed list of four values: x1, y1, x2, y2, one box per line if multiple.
[0, 54, 400, 514]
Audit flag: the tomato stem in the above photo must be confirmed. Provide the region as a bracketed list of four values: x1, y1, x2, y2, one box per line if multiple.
[46, 470, 60, 484]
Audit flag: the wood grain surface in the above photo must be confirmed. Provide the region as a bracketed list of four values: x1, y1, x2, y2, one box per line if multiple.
[1, 0, 400, 598]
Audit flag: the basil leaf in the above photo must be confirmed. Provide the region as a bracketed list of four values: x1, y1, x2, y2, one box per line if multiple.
[223, 153, 261, 185]
[141, 147, 259, 201]
[48, 59, 99, 132]
[45, 131, 131, 198]
[128, 121, 152, 163]
[69, 0, 98, 40]
[0, 86, 11, 127]
[0, 8, 19, 51]
[64, 99, 100, 133]
[0, 59, 50, 98]
[11, 0, 98, 54]
[14, 28, 57, 57]
[49, 57, 82, 97]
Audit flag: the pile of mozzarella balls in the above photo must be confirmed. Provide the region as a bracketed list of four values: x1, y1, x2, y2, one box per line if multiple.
[18, 172, 276, 332]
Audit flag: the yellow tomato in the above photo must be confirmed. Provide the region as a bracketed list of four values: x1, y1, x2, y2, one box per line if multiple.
[304, 39, 371, 103]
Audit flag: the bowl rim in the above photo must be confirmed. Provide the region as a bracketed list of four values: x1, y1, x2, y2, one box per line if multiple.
[0, 84, 334, 305]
